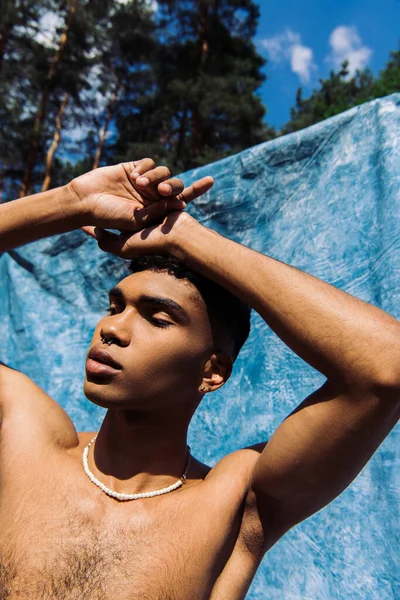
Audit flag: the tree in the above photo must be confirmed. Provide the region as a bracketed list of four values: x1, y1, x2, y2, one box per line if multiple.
[373, 46, 400, 97]
[0, 0, 45, 71]
[282, 61, 375, 134]
[41, 91, 70, 191]
[18, 0, 78, 197]
[90, 0, 156, 170]
[0, 0, 56, 200]
[115, 0, 274, 171]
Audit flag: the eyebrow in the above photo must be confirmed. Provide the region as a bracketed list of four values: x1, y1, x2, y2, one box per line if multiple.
[108, 287, 190, 324]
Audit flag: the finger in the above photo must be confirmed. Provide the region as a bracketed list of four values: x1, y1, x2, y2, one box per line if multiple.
[177, 176, 214, 204]
[125, 199, 185, 232]
[81, 226, 118, 241]
[81, 226, 97, 239]
[140, 199, 186, 228]
[134, 166, 171, 188]
[157, 177, 185, 197]
[94, 228, 129, 255]
[128, 158, 156, 178]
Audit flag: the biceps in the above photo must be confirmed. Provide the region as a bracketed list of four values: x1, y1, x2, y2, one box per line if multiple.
[252, 382, 400, 529]
[0, 364, 77, 447]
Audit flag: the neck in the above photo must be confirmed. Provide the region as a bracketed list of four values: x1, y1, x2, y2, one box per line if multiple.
[90, 407, 192, 495]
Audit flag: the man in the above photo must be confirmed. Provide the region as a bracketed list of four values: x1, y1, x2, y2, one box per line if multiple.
[0, 158, 399, 599]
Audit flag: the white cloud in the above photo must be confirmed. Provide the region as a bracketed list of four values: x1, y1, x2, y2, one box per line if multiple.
[260, 29, 300, 62]
[327, 26, 372, 76]
[291, 44, 315, 84]
[260, 29, 316, 84]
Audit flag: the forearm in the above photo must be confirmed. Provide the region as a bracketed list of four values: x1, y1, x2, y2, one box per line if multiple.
[174, 220, 400, 391]
[0, 185, 81, 253]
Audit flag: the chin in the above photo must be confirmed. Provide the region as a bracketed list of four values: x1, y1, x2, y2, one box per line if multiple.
[83, 378, 144, 410]
[84, 378, 121, 409]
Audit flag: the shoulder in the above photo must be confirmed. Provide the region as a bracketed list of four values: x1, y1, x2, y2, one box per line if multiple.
[200, 443, 267, 501]
[205, 443, 285, 556]
[207, 443, 267, 480]
[0, 362, 78, 450]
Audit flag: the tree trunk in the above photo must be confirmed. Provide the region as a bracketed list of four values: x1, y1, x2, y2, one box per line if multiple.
[92, 76, 121, 170]
[41, 92, 70, 192]
[18, 0, 77, 198]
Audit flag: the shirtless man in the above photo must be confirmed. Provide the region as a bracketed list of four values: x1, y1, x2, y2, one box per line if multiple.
[0, 158, 399, 599]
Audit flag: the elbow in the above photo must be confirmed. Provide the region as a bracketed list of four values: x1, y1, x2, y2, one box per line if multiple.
[339, 365, 400, 404]
[370, 365, 400, 404]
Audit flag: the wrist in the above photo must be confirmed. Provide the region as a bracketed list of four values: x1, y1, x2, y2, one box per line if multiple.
[61, 182, 89, 227]
[169, 213, 220, 264]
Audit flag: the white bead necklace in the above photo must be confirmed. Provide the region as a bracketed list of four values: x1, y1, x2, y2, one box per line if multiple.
[82, 436, 191, 501]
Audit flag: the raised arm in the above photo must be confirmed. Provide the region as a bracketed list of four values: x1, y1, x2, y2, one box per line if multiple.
[0, 158, 213, 254]
[95, 212, 400, 537]
[0, 161, 213, 435]
[181, 219, 400, 534]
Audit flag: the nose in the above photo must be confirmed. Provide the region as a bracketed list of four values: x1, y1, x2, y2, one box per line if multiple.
[100, 312, 131, 347]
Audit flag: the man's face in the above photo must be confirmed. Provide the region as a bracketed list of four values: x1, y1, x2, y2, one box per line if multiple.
[84, 270, 214, 411]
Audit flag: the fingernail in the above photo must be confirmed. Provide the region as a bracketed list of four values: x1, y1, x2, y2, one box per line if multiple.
[137, 177, 149, 185]
[130, 170, 139, 179]
[162, 184, 172, 193]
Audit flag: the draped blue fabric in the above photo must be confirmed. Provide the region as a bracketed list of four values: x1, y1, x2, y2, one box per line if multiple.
[1, 94, 399, 599]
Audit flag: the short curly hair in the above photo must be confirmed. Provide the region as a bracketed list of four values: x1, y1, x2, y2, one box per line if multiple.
[129, 255, 251, 361]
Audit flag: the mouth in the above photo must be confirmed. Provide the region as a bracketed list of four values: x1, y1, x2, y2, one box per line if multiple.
[86, 347, 122, 376]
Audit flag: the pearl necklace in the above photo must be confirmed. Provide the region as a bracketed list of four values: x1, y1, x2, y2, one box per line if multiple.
[82, 436, 191, 501]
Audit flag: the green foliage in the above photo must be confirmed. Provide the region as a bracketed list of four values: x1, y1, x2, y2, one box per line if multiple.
[282, 45, 400, 135]
[115, 0, 273, 171]
[0, 0, 55, 186]
[373, 48, 400, 97]
[282, 61, 375, 134]
[3, 0, 399, 199]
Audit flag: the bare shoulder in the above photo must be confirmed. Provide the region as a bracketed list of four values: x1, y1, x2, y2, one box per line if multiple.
[203, 443, 280, 560]
[0, 362, 78, 450]
[203, 443, 268, 512]
[206, 443, 267, 482]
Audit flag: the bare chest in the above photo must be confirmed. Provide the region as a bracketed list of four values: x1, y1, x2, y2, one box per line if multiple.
[0, 476, 246, 600]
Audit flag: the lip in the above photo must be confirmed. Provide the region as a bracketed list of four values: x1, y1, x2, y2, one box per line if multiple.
[86, 347, 122, 376]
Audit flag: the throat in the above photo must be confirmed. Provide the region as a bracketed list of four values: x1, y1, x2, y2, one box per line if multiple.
[81, 410, 192, 497]
[83, 436, 191, 500]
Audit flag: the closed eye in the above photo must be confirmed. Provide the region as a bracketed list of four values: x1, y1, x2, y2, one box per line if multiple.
[106, 305, 173, 328]
[151, 317, 173, 328]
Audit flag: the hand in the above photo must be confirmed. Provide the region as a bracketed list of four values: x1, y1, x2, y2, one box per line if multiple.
[68, 158, 213, 232]
[82, 210, 198, 260]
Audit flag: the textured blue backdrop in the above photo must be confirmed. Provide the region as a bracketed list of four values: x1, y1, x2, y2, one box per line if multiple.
[0, 94, 399, 599]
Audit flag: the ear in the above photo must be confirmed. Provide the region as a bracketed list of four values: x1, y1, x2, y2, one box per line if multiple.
[199, 353, 233, 394]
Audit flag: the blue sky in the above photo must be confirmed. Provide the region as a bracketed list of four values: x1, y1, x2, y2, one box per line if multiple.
[255, 0, 400, 129]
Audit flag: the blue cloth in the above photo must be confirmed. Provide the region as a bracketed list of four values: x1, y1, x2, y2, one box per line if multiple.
[1, 94, 399, 599]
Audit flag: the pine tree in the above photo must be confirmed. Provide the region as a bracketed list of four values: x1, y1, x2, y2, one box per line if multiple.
[41, 91, 70, 191]
[89, 0, 156, 170]
[0, 0, 45, 70]
[282, 61, 375, 134]
[0, 0, 56, 200]
[18, 0, 78, 197]
[373, 46, 400, 97]
[115, 0, 273, 171]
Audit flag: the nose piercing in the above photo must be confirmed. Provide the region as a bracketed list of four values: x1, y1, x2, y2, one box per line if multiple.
[101, 335, 113, 346]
